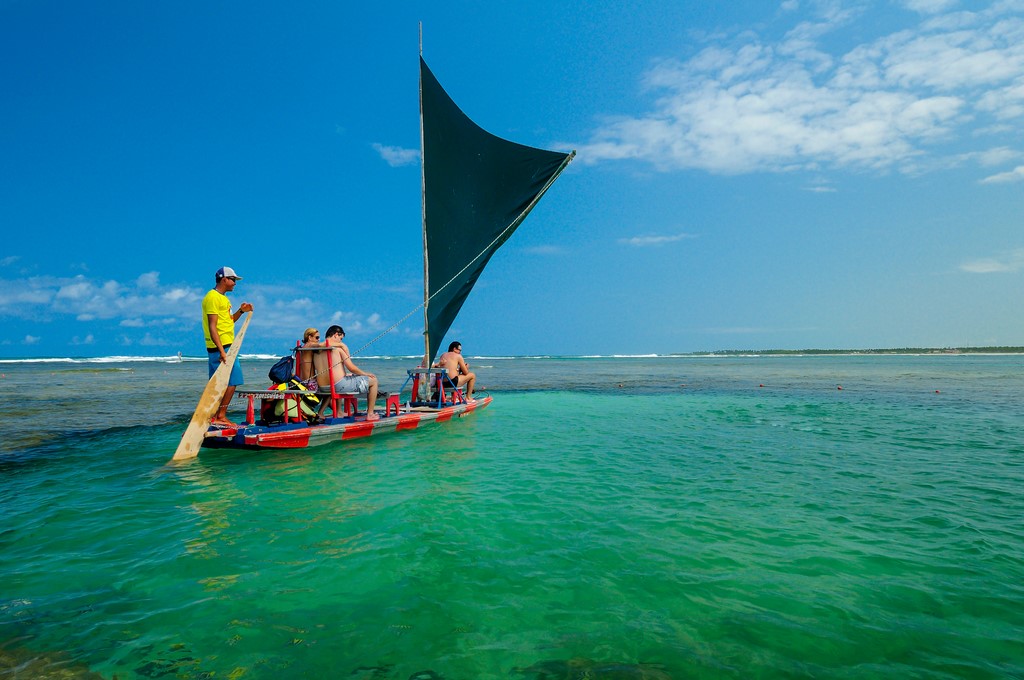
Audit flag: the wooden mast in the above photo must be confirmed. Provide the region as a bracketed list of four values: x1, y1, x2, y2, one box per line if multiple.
[419, 23, 430, 377]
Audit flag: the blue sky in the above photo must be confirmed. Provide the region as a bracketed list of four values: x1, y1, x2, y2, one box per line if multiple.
[2, 0, 1022, 358]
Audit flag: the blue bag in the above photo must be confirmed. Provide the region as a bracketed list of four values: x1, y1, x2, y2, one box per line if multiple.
[268, 356, 295, 384]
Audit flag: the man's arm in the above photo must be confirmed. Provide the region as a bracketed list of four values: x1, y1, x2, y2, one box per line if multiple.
[207, 313, 227, 362]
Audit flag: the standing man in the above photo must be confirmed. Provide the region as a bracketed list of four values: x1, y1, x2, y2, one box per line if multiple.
[202, 266, 254, 427]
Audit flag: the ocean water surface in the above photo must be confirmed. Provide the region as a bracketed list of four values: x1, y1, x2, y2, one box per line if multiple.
[1, 355, 1022, 678]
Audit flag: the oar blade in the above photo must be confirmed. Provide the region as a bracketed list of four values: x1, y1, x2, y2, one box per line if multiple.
[171, 312, 252, 462]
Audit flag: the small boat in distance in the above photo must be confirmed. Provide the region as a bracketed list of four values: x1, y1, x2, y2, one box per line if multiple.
[197, 52, 574, 452]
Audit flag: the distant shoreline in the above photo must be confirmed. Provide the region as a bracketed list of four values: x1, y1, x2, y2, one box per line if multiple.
[674, 347, 1024, 357]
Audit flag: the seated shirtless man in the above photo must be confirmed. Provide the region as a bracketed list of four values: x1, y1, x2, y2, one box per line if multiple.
[311, 325, 380, 420]
[434, 340, 475, 400]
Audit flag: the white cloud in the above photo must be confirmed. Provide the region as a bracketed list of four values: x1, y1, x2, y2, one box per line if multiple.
[49, 276, 401, 351]
[372, 143, 420, 167]
[878, 25, 1024, 92]
[901, 0, 960, 14]
[55, 277, 97, 301]
[0, 272, 202, 322]
[619, 233, 698, 247]
[137, 271, 160, 288]
[23, 335, 40, 345]
[959, 248, 1024, 272]
[161, 287, 192, 302]
[138, 333, 168, 346]
[319, 310, 391, 344]
[576, 6, 1024, 176]
[979, 164, 1024, 183]
[969, 146, 1022, 166]
[0, 282, 52, 311]
[0, 256, 19, 267]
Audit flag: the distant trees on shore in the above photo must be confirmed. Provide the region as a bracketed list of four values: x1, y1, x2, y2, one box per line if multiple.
[677, 347, 1024, 356]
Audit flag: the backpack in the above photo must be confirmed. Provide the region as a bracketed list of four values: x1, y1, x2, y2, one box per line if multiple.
[260, 378, 321, 424]
[268, 356, 295, 384]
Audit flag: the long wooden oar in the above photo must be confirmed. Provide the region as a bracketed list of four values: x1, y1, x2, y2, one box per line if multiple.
[171, 311, 252, 462]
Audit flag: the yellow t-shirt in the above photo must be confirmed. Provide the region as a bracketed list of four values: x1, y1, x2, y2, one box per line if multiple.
[201, 289, 234, 349]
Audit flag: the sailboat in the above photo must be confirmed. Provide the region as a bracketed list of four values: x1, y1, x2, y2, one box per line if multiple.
[196, 54, 574, 452]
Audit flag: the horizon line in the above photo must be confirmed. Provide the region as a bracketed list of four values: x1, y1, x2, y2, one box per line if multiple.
[2, 346, 1023, 364]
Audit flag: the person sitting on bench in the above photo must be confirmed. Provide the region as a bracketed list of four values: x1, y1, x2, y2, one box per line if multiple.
[298, 327, 320, 389]
[312, 325, 380, 420]
[434, 340, 476, 401]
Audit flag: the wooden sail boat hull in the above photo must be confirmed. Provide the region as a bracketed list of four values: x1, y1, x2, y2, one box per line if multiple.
[201, 396, 492, 451]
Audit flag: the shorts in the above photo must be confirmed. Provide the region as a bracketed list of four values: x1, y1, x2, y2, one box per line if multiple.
[333, 374, 371, 394]
[208, 344, 244, 387]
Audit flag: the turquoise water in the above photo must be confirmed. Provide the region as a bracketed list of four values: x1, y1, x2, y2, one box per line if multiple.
[1, 355, 1022, 678]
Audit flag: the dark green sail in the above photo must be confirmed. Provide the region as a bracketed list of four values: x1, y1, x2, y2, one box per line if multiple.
[420, 56, 574, 365]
